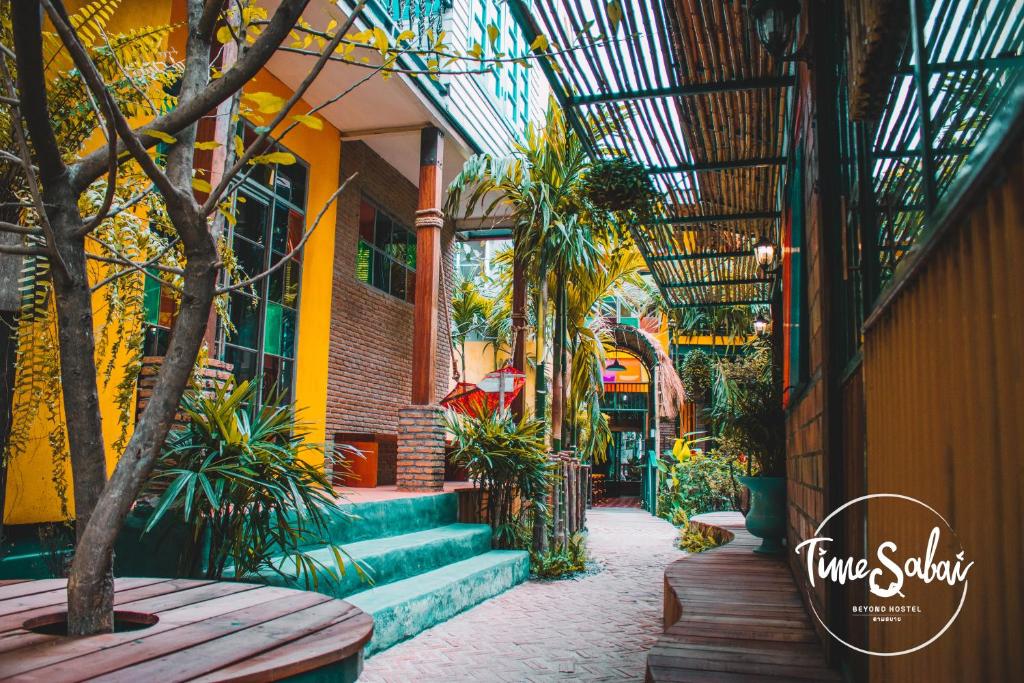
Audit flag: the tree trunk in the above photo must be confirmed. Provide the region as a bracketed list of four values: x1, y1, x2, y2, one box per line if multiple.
[510, 250, 526, 421]
[67, 245, 218, 635]
[534, 278, 547, 426]
[551, 278, 563, 451]
[45, 194, 115, 634]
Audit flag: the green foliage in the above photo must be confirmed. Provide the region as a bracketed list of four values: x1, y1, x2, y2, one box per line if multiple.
[1, 0, 185, 513]
[679, 349, 712, 402]
[530, 531, 588, 579]
[709, 340, 785, 476]
[671, 304, 755, 353]
[445, 406, 551, 549]
[141, 380, 360, 588]
[583, 156, 658, 217]
[678, 523, 724, 553]
[657, 440, 742, 522]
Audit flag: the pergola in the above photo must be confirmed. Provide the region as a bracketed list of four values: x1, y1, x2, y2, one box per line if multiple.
[510, 0, 792, 308]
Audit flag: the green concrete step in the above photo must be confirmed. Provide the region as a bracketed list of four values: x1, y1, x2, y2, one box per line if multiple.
[346, 549, 530, 655]
[314, 493, 459, 547]
[258, 523, 493, 598]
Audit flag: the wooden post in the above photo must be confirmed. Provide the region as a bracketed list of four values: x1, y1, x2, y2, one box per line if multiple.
[412, 126, 444, 406]
[510, 251, 527, 420]
[396, 127, 446, 491]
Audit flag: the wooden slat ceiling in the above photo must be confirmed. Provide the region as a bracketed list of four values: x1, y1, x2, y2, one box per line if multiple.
[511, 0, 794, 307]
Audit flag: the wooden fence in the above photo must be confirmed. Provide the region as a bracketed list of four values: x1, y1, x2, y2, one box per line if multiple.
[547, 452, 590, 549]
[861, 118, 1024, 682]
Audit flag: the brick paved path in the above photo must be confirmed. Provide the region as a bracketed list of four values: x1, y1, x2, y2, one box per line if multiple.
[359, 507, 681, 682]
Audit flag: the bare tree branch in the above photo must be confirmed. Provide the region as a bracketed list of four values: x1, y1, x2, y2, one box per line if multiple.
[0, 242, 46, 256]
[201, 0, 367, 214]
[0, 30, 63, 272]
[85, 238, 186, 277]
[217, 172, 356, 294]
[0, 221, 42, 236]
[71, 0, 315, 190]
[90, 238, 183, 293]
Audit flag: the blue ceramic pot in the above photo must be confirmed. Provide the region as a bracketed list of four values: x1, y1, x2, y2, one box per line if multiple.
[738, 475, 786, 555]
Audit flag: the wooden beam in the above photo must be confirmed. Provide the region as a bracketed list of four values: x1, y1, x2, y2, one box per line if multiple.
[648, 250, 751, 262]
[569, 76, 796, 106]
[649, 211, 780, 225]
[339, 122, 430, 141]
[664, 278, 773, 288]
[671, 299, 773, 308]
[411, 127, 444, 405]
[648, 157, 787, 174]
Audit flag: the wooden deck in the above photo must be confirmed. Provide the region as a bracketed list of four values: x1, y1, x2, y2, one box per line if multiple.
[0, 578, 373, 682]
[646, 512, 841, 682]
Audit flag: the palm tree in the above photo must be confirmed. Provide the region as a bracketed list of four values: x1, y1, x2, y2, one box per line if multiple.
[450, 275, 490, 381]
[446, 101, 604, 450]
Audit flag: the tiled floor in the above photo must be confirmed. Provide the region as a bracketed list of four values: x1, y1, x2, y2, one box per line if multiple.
[358, 507, 681, 682]
[591, 496, 643, 508]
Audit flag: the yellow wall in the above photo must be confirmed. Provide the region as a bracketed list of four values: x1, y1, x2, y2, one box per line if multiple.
[3, 3, 340, 523]
[242, 70, 340, 456]
[458, 341, 537, 415]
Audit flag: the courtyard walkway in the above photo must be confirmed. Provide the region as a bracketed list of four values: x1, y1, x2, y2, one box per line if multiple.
[359, 507, 681, 682]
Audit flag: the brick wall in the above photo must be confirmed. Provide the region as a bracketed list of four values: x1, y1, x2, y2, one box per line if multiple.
[785, 63, 828, 625]
[325, 141, 454, 443]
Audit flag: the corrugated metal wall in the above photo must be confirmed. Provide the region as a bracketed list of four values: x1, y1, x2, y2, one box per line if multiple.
[862, 135, 1024, 681]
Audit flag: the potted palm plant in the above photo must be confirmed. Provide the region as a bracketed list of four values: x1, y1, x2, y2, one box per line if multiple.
[709, 342, 787, 554]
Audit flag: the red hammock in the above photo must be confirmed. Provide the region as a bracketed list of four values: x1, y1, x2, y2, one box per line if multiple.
[441, 367, 525, 416]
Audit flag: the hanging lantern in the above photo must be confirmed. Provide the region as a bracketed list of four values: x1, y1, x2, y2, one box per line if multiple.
[606, 355, 627, 373]
[754, 234, 776, 270]
[753, 312, 770, 336]
[750, 0, 800, 59]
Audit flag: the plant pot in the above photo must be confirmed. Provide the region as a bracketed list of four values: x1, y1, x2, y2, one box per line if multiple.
[738, 475, 786, 555]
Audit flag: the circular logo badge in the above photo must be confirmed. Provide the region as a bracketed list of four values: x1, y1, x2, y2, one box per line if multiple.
[794, 493, 973, 657]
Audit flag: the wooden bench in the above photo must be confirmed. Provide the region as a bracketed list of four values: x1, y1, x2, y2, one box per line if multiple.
[0, 578, 373, 682]
[646, 512, 841, 682]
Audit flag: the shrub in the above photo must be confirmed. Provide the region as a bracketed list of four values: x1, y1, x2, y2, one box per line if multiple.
[709, 341, 785, 476]
[584, 156, 659, 216]
[141, 380, 359, 588]
[679, 349, 712, 401]
[444, 407, 551, 549]
[657, 441, 742, 522]
[530, 532, 588, 579]
[679, 523, 725, 553]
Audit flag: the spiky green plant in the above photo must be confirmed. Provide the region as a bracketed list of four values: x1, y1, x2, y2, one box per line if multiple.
[140, 380, 360, 588]
[444, 405, 551, 549]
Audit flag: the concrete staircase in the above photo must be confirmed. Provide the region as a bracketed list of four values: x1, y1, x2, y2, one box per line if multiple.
[258, 492, 529, 655]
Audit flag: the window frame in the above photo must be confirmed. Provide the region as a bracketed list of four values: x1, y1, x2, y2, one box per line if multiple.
[217, 133, 310, 407]
[355, 195, 417, 303]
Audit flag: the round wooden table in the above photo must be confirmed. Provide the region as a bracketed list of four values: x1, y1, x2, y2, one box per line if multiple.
[0, 578, 373, 682]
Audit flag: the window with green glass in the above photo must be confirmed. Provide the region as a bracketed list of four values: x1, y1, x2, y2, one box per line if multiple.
[355, 197, 416, 303]
[140, 125, 307, 406]
[220, 128, 308, 406]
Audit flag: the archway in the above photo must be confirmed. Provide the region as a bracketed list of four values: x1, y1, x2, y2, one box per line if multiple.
[593, 325, 660, 509]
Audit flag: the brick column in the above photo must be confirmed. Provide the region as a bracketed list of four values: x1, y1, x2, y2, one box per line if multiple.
[396, 404, 446, 490]
[397, 126, 446, 491]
